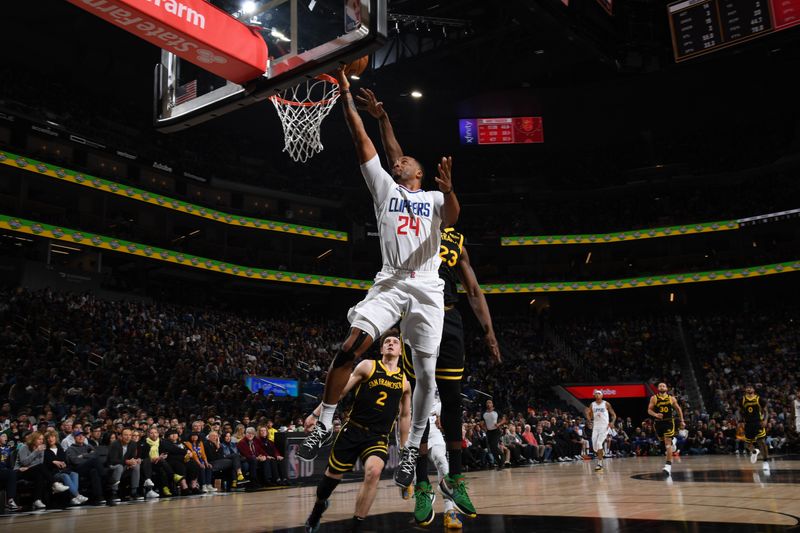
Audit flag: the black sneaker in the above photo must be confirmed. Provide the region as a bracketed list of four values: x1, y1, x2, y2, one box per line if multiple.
[394, 446, 419, 488]
[298, 423, 333, 461]
[305, 499, 329, 533]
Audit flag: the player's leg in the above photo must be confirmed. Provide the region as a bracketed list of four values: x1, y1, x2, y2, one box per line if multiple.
[298, 327, 372, 461]
[352, 455, 387, 532]
[435, 309, 477, 518]
[301, 284, 403, 461]
[756, 424, 769, 470]
[395, 287, 444, 487]
[655, 421, 674, 475]
[306, 425, 361, 532]
[593, 429, 605, 470]
[746, 423, 761, 463]
[429, 442, 460, 529]
[305, 469, 343, 533]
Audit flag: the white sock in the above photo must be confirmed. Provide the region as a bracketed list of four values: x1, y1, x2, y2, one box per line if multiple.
[406, 352, 437, 449]
[320, 402, 337, 429]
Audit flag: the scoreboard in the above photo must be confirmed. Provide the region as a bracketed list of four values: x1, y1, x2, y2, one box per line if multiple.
[668, 0, 800, 62]
[459, 117, 544, 145]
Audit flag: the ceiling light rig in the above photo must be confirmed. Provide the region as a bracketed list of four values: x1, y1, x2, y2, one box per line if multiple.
[388, 13, 471, 35]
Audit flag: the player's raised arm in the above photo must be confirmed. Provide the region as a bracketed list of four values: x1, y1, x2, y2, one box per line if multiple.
[456, 246, 500, 363]
[336, 67, 377, 164]
[436, 157, 460, 227]
[356, 88, 403, 166]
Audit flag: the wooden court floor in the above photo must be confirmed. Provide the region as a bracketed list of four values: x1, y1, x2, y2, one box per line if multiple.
[3, 455, 799, 532]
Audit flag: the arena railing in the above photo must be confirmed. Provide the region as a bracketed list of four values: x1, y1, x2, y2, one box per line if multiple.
[2, 213, 797, 293]
[0, 150, 348, 242]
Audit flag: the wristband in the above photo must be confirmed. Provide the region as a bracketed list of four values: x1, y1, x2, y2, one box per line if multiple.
[310, 413, 319, 419]
[442, 188, 453, 195]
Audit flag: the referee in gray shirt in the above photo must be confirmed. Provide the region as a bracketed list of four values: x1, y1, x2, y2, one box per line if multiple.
[483, 400, 504, 469]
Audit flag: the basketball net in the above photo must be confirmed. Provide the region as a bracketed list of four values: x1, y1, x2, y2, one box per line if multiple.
[269, 74, 340, 163]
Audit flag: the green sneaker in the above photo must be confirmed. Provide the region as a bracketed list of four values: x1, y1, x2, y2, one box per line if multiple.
[414, 481, 436, 526]
[439, 474, 476, 518]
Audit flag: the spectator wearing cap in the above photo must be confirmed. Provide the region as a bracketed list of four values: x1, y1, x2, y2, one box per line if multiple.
[61, 421, 82, 451]
[0, 432, 20, 511]
[237, 426, 274, 487]
[185, 432, 215, 493]
[44, 429, 87, 506]
[108, 427, 143, 501]
[66, 430, 106, 505]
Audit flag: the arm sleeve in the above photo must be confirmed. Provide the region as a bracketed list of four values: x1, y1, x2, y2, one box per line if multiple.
[360, 155, 394, 205]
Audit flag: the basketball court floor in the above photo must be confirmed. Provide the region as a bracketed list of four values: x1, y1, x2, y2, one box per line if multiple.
[3, 455, 798, 532]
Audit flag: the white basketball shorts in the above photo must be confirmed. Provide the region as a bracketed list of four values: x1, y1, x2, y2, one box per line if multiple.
[592, 426, 609, 452]
[348, 268, 444, 356]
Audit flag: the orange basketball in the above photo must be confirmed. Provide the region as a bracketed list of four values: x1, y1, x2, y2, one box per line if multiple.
[344, 56, 369, 77]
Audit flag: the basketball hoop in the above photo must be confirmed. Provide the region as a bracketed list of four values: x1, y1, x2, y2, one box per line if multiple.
[269, 74, 340, 163]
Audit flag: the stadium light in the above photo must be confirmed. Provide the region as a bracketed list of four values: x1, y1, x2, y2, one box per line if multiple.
[242, 1, 257, 15]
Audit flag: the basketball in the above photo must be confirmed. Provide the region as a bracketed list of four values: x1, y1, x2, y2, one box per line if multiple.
[344, 55, 369, 77]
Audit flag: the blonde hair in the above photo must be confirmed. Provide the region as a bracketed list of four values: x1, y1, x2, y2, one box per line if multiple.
[44, 429, 59, 446]
[26, 431, 43, 450]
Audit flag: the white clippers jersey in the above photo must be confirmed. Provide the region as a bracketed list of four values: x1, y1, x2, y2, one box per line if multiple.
[361, 156, 444, 272]
[592, 401, 609, 428]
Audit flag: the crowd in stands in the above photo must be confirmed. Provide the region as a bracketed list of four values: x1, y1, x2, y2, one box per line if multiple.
[1, 287, 798, 512]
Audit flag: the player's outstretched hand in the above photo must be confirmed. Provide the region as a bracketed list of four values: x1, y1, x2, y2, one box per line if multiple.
[355, 88, 385, 119]
[335, 65, 350, 93]
[485, 331, 501, 364]
[304, 414, 318, 433]
[434, 156, 453, 193]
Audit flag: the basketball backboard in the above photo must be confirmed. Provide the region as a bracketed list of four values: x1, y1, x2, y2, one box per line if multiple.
[154, 0, 387, 133]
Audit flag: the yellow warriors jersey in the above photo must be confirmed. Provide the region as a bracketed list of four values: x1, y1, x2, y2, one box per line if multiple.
[742, 395, 763, 423]
[654, 394, 675, 420]
[348, 360, 405, 435]
[439, 227, 465, 306]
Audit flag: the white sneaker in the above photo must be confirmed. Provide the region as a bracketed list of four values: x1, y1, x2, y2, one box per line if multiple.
[33, 499, 46, 510]
[52, 481, 70, 493]
[663, 464, 672, 476]
[208, 485, 218, 492]
[202, 485, 211, 493]
[144, 478, 155, 488]
[146, 489, 160, 499]
[750, 448, 760, 464]
[70, 496, 85, 506]
[763, 461, 770, 472]
[78, 495, 89, 503]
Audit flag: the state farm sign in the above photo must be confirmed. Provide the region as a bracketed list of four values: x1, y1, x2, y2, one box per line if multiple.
[68, 0, 267, 84]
